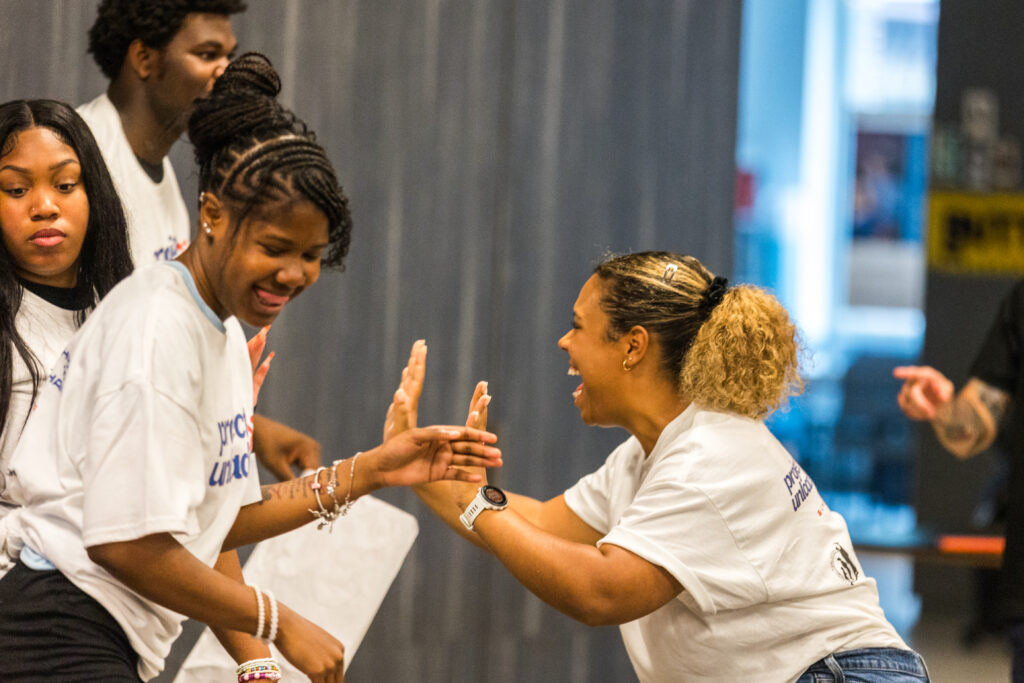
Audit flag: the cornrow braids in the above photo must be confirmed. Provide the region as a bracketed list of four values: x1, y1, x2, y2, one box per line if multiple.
[189, 53, 352, 268]
[88, 0, 247, 79]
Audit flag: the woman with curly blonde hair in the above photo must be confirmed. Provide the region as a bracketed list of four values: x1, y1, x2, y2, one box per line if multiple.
[405, 251, 929, 682]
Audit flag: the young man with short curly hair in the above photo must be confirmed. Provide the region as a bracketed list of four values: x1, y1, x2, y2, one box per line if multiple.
[78, 0, 245, 266]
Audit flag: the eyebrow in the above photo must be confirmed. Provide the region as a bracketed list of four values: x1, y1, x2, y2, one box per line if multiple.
[195, 40, 236, 54]
[0, 159, 80, 174]
[260, 233, 329, 251]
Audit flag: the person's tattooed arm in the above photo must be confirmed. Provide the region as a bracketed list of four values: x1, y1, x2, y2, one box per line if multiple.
[932, 378, 1011, 459]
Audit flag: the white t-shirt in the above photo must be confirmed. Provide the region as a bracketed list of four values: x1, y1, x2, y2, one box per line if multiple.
[7, 262, 260, 681]
[0, 288, 84, 571]
[563, 404, 906, 683]
[77, 93, 191, 266]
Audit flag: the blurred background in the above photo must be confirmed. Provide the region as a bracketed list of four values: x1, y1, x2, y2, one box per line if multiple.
[2, 0, 1022, 680]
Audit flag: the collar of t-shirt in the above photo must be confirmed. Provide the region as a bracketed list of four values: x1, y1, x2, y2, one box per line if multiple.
[135, 154, 164, 184]
[19, 277, 94, 311]
[163, 261, 226, 333]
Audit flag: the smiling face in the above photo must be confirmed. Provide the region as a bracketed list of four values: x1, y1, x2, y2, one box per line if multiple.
[202, 197, 329, 327]
[0, 126, 89, 288]
[557, 274, 631, 426]
[146, 13, 237, 137]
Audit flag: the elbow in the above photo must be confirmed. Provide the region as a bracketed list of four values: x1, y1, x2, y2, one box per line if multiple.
[576, 609, 621, 628]
[86, 543, 123, 575]
[563, 590, 629, 628]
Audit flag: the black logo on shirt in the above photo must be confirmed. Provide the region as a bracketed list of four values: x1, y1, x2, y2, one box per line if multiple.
[830, 543, 860, 585]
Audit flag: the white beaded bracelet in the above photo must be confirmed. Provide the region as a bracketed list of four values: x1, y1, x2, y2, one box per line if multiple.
[264, 588, 279, 644]
[251, 584, 265, 640]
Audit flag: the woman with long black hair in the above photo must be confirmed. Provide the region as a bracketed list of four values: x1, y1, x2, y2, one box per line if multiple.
[0, 99, 133, 570]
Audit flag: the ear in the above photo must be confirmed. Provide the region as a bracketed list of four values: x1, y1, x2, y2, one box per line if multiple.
[125, 38, 158, 80]
[624, 325, 650, 363]
[199, 191, 228, 236]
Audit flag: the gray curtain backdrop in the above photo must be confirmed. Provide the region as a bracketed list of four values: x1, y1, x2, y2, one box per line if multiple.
[1, 1, 741, 680]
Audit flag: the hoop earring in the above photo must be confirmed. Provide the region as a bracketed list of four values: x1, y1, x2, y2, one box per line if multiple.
[622, 357, 632, 372]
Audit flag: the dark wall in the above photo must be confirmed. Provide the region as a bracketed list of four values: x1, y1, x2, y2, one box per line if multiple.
[915, 0, 1024, 615]
[0, 1, 742, 680]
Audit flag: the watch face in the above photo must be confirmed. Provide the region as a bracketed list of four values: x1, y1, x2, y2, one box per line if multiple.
[482, 485, 507, 505]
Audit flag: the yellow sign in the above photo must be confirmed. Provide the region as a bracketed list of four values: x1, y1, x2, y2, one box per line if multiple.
[928, 191, 1024, 274]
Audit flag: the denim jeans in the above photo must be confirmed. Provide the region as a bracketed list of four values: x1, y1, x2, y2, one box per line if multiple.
[795, 647, 929, 682]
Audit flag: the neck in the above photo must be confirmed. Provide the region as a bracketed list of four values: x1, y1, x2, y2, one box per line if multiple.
[107, 81, 180, 165]
[620, 377, 690, 455]
[17, 268, 77, 289]
[176, 243, 226, 320]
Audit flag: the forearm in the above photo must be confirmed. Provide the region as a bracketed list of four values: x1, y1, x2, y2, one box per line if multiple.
[413, 482, 488, 548]
[225, 454, 374, 549]
[88, 535, 264, 636]
[211, 551, 272, 663]
[471, 508, 639, 626]
[930, 395, 996, 459]
[414, 482, 546, 550]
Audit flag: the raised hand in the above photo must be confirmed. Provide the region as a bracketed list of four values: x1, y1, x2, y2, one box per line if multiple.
[247, 326, 275, 405]
[893, 365, 954, 420]
[466, 380, 490, 431]
[383, 340, 427, 441]
[365, 425, 501, 489]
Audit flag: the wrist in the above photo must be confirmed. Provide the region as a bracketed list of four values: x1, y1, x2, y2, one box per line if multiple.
[459, 485, 508, 531]
[356, 447, 386, 492]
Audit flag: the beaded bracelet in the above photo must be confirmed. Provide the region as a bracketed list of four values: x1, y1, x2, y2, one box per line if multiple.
[251, 584, 265, 642]
[265, 588, 279, 644]
[236, 657, 281, 682]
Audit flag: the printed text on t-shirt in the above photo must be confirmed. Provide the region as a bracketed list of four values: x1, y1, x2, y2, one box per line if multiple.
[210, 409, 254, 487]
[47, 349, 71, 391]
[783, 459, 815, 512]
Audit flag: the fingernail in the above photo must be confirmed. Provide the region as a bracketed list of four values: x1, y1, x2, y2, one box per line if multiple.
[482, 395, 491, 406]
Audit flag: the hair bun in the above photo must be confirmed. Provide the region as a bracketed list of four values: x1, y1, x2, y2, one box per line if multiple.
[189, 52, 291, 172]
[213, 52, 281, 98]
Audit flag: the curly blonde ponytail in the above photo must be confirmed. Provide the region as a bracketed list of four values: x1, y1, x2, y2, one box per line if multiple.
[680, 285, 802, 418]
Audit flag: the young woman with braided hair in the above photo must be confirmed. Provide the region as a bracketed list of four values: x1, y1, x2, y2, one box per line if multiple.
[0, 53, 501, 683]
[400, 251, 929, 682]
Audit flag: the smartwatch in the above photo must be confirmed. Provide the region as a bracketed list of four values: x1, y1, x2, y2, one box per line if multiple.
[459, 485, 508, 531]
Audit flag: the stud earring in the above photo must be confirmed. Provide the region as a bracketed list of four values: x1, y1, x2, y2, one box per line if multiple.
[203, 221, 213, 236]
[199, 191, 206, 204]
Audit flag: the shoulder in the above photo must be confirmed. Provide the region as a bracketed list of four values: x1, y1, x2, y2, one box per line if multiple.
[75, 265, 220, 395]
[653, 407, 779, 480]
[667, 407, 767, 453]
[76, 94, 124, 158]
[82, 265, 210, 350]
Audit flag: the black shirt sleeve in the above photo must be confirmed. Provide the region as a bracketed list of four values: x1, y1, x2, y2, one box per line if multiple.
[969, 279, 1024, 396]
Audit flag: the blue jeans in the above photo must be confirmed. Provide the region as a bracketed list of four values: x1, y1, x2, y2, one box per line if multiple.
[795, 648, 929, 682]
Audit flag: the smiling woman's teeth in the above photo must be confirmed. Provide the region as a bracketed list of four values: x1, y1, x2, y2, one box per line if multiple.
[568, 368, 582, 400]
